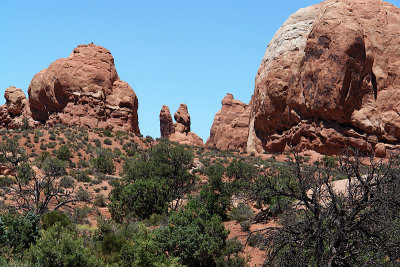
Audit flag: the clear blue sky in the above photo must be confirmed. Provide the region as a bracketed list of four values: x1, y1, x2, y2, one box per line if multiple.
[1, 0, 399, 140]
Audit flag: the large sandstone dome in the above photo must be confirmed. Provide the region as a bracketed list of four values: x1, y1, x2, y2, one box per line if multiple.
[247, 0, 400, 156]
[28, 43, 140, 133]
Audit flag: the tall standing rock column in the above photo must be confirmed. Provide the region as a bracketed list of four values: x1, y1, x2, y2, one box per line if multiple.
[159, 105, 175, 138]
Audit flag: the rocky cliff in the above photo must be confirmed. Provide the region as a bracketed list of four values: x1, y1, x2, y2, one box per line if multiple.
[247, 0, 400, 157]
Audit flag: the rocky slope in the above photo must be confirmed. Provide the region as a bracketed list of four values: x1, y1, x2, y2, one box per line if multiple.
[160, 104, 204, 146]
[206, 94, 250, 151]
[2, 43, 140, 133]
[247, 0, 400, 157]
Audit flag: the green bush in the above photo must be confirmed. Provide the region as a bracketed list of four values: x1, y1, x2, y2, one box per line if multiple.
[60, 176, 74, 188]
[56, 145, 72, 161]
[111, 179, 170, 220]
[0, 212, 40, 256]
[156, 197, 229, 266]
[229, 204, 254, 223]
[240, 220, 251, 232]
[25, 224, 99, 266]
[41, 211, 71, 230]
[90, 149, 115, 174]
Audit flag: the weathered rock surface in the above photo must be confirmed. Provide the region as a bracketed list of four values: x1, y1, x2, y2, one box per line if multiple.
[0, 86, 35, 129]
[159, 105, 175, 138]
[159, 104, 204, 146]
[27, 43, 140, 133]
[247, 0, 400, 157]
[206, 94, 250, 151]
[174, 104, 191, 133]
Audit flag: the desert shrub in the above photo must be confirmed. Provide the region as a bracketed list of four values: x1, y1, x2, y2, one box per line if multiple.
[75, 171, 91, 183]
[216, 238, 249, 267]
[41, 211, 71, 229]
[60, 176, 74, 188]
[118, 225, 180, 267]
[90, 149, 115, 174]
[0, 212, 40, 256]
[24, 224, 99, 266]
[94, 194, 106, 207]
[156, 197, 228, 267]
[110, 179, 170, 220]
[240, 220, 251, 232]
[110, 142, 194, 221]
[254, 151, 400, 266]
[248, 233, 264, 248]
[71, 206, 92, 224]
[104, 138, 112, 145]
[56, 145, 72, 161]
[78, 159, 89, 168]
[39, 143, 47, 151]
[229, 204, 254, 222]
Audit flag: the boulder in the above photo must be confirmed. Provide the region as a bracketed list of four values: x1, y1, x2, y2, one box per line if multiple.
[0, 86, 34, 129]
[247, 0, 400, 156]
[206, 94, 250, 151]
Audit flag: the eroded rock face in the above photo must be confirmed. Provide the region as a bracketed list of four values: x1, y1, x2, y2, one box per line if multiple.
[247, 0, 400, 157]
[174, 104, 191, 133]
[206, 94, 250, 151]
[160, 105, 175, 138]
[160, 104, 203, 146]
[0, 87, 35, 129]
[27, 43, 140, 133]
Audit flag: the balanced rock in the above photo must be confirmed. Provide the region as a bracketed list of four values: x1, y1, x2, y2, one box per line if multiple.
[159, 105, 175, 138]
[206, 94, 250, 151]
[247, 0, 400, 156]
[28, 43, 140, 133]
[160, 104, 203, 146]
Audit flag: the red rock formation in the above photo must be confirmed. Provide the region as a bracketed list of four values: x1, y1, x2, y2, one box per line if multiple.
[160, 104, 204, 146]
[206, 94, 250, 151]
[160, 105, 175, 138]
[27, 43, 140, 133]
[0, 86, 35, 129]
[247, 0, 400, 157]
[174, 104, 191, 133]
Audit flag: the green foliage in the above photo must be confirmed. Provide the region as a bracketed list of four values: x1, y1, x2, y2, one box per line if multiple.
[25, 224, 99, 266]
[110, 142, 195, 221]
[16, 162, 35, 185]
[121, 179, 169, 219]
[228, 204, 254, 223]
[119, 225, 181, 267]
[240, 220, 251, 232]
[216, 238, 249, 267]
[41, 157, 67, 177]
[104, 138, 112, 145]
[0, 212, 40, 256]
[60, 176, 74, 188]
[226, 159, 256, 182]
[56, 145, 72, 161]
[90, 149, 115, 174]
[41, 211, 71, 230]
[156, 197, 229, 266]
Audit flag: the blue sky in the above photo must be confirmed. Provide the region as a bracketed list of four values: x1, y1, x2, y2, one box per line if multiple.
[1, 0, 399, 140]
